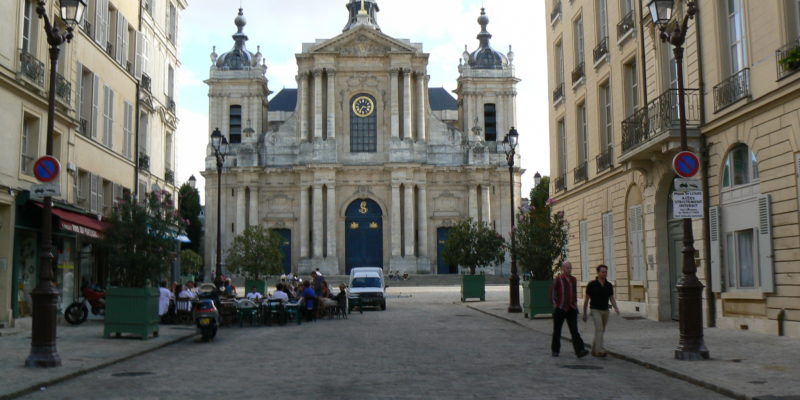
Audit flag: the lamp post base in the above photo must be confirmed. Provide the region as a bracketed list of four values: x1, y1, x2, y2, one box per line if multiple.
[508, 275, 522, 313]
[25, 287, 61, 368]
[675, 275, 710, 361]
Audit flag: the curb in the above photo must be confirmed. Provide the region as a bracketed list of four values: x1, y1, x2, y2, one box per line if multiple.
[0, 331, 197, 400]
[466, 305, 745, 400]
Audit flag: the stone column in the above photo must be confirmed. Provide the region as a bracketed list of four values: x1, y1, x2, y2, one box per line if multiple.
[299, 186, 309, 258]
[249, 187, 259, 226]
[236, 187, 246, 235]
[313, 69, 323, 140]
[402, 69, 412, 140]
[326, 184, 337, 258]
[481, 185, 491, 224]
[326, 69, 336, 139]
[298, 72, 309, 141]
[416, 72, 426, 142]
[404, 184, 415, 256]
[391, 184, 401, 257]
[511, 89, 518, 129]
[390, 68, 399, 139]
[468, 184, 478, 221]
[417, 184, 428, 258]
[312, 184, 323, 258]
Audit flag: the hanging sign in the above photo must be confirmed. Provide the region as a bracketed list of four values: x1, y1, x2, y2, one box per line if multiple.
[672, 190, 704, 219]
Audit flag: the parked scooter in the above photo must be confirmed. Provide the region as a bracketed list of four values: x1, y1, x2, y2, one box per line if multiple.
[64, 285, 106, 325]
[194, 283, 219, 342]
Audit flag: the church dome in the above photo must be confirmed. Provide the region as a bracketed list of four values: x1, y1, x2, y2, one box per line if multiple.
[467, 8, 508, 70]
[215, 8, 257, 70]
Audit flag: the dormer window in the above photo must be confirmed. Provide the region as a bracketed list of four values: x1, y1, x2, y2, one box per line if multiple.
[722, 143, 759, 188]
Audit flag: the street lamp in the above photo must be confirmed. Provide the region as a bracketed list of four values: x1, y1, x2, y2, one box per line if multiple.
[648, 0, 709, 361]
[26, 0, 86, 368]
[210, 128, 228, 290]
[534, 171, 542, 187]
[504, 127, 521, 313]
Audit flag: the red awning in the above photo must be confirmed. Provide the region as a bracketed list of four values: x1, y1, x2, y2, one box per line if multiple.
[35, 203, 109, 238]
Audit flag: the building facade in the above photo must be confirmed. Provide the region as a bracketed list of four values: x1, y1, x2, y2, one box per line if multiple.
[202, 1, 522, 277]
[0, 0, 185, 327]
[546, 0, 800, 337]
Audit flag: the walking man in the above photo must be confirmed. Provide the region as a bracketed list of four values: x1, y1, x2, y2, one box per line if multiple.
[582, 264, 620, 357]
[551, 261, 589, 358]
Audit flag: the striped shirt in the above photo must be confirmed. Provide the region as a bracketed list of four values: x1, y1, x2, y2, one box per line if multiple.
[551, 273, 578, 311]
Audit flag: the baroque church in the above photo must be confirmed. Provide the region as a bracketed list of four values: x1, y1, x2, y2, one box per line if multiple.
[202, 0, 522, 276]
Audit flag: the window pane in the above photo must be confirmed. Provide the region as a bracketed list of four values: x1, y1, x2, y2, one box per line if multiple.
[722, 157, 731, 187]
[751, 151, 759, 180]
[732, 145, 749, 185]
[736, 230, 755, 287]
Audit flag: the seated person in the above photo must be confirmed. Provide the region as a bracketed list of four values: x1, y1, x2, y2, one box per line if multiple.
[158, 281, 173, 317]
[319, 281, 338, 308]
[223, 279, 237, 297]
[269, 283, 290, 303]
[178, 284, 198, 300]
[245, 286, 263, 301]
[175, 284, 194, 312]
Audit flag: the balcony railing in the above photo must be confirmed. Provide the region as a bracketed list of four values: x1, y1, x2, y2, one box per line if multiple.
[593, 37, 609, 64]
[554, 175, 567, 192]
[19, 49, 45, 88]
[82, 19, 92, 36]
[571, 62, 585, 85]
[141, 73, 151, 92]
[617, 11, 634, 40]
[165, 169, 174, 185]
[550, 0, 562, 25]
[106, 41, 113, 57]
[596, 146, 614, 173]
[713, 68, 750, 112]
[55, 73, 71, 105]
[138, 153, 150, 171]
[552, 82, 564, 104]
[573, 162, 588, 184]
[776, 38, 800, 80]
[621, 88, 701, 153]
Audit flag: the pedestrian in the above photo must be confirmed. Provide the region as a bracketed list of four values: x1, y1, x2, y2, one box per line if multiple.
[582, 264, 620, 357]
[158, 281, 173, 322]
[550, 261, 589, 358]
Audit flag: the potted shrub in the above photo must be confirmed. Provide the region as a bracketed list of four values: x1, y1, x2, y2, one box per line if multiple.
[442, 218, 506, 302]
[513, 176, 569, 318]
[225, 225, 283, 296]
[779, 46, 800, 72]
[102, 191, 186, 339]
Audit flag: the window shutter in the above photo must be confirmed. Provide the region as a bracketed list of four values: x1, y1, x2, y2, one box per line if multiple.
[708, 206, 722, 292]
[75, 62, 83, 119]
[757, 195, 774, 293]
[90, 174, 99, 212]
[108, 88, 114, 148]
[91, 74, 99, 139]
[580, 220, 589, 280]
[72, 171, 79, 204]
[94, 0, 107, 46]
[628, 205, 644, 281]
[115, 14, 125, 64]
[97, 179, 105, 215]
[602, 212, 616, 281]
[121, 18, 129, 68]
[174, 7, 180, 49]
[134, 31, 143, 79]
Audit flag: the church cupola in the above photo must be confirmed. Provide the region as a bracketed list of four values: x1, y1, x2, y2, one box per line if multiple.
[343, 0, 380, 32]
[467, 8, 508, 70]
[215, 8, 258, 70]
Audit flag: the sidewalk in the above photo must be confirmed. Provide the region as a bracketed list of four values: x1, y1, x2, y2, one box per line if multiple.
[467, 300, 800, 400]
[0, 321, 196, 400]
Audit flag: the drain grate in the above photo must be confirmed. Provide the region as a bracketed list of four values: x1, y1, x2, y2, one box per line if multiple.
[112, 371, 153, 377]
[560, 365, 603, 370]
[622, 316, 645, 320]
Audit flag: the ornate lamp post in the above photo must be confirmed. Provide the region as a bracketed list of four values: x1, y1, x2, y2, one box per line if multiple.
[210, 128, 228, 290]
[504, 127, 521, 313]
[647, 0, 709, 360]
[26, 0, 86, 368]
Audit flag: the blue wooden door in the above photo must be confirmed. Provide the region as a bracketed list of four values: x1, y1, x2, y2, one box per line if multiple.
[437, 227, 456, 274]
[345, 199, 383, 274]
[271, 228, 292, 275]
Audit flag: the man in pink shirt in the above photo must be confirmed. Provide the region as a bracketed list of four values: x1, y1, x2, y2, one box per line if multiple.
[550, 261, 588, 358]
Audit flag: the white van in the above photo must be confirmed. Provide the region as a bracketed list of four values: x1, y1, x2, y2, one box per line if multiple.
[348, 267, 386, 311]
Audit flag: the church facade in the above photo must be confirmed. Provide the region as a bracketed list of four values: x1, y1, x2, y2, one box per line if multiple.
[201, 1, 522, 276]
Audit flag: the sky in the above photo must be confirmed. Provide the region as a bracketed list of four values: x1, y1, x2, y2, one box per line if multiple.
[175, 0, 549, 202]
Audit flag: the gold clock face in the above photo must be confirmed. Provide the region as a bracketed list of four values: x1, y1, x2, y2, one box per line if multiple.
[352, 96, 374, 118]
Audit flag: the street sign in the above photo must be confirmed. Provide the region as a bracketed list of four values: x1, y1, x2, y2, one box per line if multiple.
[672, 190, 703, 219]
[674, 178, 702, 192]
[33, 156, 60, 183]
[32, 182, 61, 197]
[673, 151, 700, 178]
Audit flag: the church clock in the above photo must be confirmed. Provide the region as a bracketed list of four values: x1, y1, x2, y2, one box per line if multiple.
[352, 96, 375, 118]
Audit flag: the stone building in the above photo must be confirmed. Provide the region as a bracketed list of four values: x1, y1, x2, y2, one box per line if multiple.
[202, 1, 522, 276]
[546, 0, 800, 337]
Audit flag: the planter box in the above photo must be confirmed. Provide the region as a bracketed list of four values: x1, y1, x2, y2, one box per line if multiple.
[244, 279, 268, 296]
[461, 274, 485, 302]
[523, 279, 553, 318]
[104, 287, 160, 339]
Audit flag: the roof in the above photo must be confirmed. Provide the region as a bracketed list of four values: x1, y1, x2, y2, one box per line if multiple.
[268, 87, 458, 112]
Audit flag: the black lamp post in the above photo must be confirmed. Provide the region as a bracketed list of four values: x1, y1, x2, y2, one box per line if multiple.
[210, 128, 228, 290]
[504, 127, 521, 313]
[26, 0, 86, 368]
[647, 0, 709, 360]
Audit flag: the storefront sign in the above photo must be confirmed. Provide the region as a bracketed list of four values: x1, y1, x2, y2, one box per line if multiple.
[59, 221, 101, 239]
[672, 190, 704, 219]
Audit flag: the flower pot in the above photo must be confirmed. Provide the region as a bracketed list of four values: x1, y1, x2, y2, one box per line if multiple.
[104, 287, 160, 339]
[522, 279, 553, 318]
[461, 274, 485, 302]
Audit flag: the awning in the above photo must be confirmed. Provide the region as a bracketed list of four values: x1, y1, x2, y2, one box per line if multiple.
[176, 234, 191, 243]
[35, 203, 109, 239]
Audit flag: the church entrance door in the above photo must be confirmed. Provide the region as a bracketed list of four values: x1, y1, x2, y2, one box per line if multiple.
[437, 227, 456, 274]
[345, 199, 383, 274]
[271, 228, 292, 275]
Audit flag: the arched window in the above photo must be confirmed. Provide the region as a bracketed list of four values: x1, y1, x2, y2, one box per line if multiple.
[350, 94, 377, 152]
[721, 143, 759, 188]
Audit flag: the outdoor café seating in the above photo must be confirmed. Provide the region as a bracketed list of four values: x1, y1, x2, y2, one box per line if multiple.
[262, 299, 285, 326]
[236, 299, 259, 327]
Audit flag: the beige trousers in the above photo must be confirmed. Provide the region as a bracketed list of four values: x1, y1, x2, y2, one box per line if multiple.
[590, 309, 610, 354]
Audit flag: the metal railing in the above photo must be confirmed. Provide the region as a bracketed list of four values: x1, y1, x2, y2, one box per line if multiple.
[596, 146, 614, 173]
[167, 96, 176, 113]
[165, 169, 174, 185]
[106, 41, 113, 57]
[138, 153, 150, 171]
[776, 38, 800, 80]
[573, 162, 588, 184]
[79, 118, 89, 137]
[593, 37, 609, 64]
[552, 82, 564, 104]
[141, 73, 151, 92]
[617, 11, 634, 40]
[82, 19, 92, 36]
[554, 175, 567, 192]
[621, 88, 701, 153]
[571, 61, 585, 85]
[550, 0, 562, 25]
[55, 73, 71, 105]
[713, 68, 750, 112]
[19, 49, 45, 88]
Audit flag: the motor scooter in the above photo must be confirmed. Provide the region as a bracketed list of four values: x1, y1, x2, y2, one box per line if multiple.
[194, 283, 220, 342]
[64, 285, 106, 325]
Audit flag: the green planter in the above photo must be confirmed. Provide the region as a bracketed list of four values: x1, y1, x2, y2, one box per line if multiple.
[461, 274, 485, 302]
[523, 279, 553, 318]
[104, 287, 160, 340]
[245, 279, 268, 296]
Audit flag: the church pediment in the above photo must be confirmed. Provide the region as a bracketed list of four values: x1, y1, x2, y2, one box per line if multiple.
[309, 26, 419, 56]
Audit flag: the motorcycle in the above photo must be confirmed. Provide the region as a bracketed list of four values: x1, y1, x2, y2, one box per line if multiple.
[193, 298, 219, 342]
[64, 285, 106, 325]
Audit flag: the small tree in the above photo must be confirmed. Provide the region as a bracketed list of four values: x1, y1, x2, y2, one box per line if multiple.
[178, 183, 203, 253]
[513, 176, 569, 280]
[180, 249, 203, 277]
[225, 225, 283, 280]
[442, 218, 506, 275]
[103, 191, 187, 288]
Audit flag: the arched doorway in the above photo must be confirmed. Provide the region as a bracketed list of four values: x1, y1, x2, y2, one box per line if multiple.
[436, 227, 456, 274]
[271, 228, 291, 275]
[345, 199, 383, 274]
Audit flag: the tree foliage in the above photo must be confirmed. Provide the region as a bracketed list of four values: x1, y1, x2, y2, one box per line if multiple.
[178, 183, 203, 253]
[225, 225, 284, 280]
[442, 218, 506, 275]
[512, 176, 569, 280]
[103, 191, 187, 287]
[180, 249, 203, 276]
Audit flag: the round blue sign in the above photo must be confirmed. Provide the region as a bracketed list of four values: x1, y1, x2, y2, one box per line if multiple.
[33, 156, 61, 183]
[673, 151, 700, 178]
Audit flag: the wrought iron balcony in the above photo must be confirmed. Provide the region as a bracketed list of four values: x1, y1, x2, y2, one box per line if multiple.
[165, 168, 175, 185]
[79, 118, 89, 137]
[617, 11, 634, 41]
[106, 41, 113, 57]
[776, 38, 800, 80]
[573, 162, 588, 184]
[596, 145, 614, 173]
[18, 49, 45, 89]
[621, 88, 701, 155]
[593, 37, 609, 64]
[82, 19, 92, 36]
[571, 62, 585, 85]
[552, 82, 564, 104]
[138, 153, 150, 171]
[550, 0, 562, 25]
[55, 73, 71, 105]
[141, 73, 151, 92]
[554, 175, 567, 192]
[713, 68, 750, 112]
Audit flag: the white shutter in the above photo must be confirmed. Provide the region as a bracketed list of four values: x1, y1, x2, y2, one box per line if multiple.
[72, 170, 79, 204]
[115, 14, 125, 64]
[580, 220, 589, 280]
[120, 16, 129, 67]
[103, 85, 111, 147]
[134, 31, 143, 79]
[91, 74, 99, 139]
[123, 101, 132, 158]
[628, 205, 644, 281]
[108, 88, 114, 148]
[90, 174, 99, 212]
[603, 212, 616, 281]
[174, 7, 180, 51]
[757, 195, 774, 293]
[97, 179, 105, 215]
[143, 36, 150, 77]
[708, 206, 722, 292]
[112, 183, 121, 208]
[94, 0, 107, 46]
[75, 62, 83, 120]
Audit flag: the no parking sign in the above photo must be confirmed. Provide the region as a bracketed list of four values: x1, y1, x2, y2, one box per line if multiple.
[33, 156, 61, 183]
[672, 151, 700, 178]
